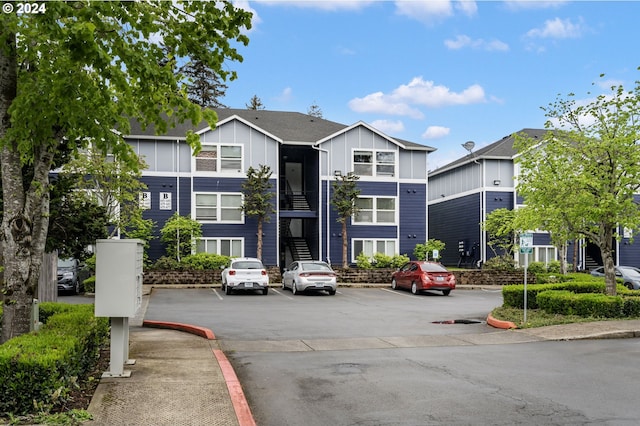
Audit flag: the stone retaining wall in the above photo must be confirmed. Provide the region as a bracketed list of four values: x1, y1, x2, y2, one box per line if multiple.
[143, 268, 533, 286]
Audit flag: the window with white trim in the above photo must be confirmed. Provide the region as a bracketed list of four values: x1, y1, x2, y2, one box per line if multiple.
[354, 196, 396, 224]
[352, 239, 397, 262]
[353, 150, 395, 177]
[197, 238, 243, 257]
[194, 193, 243, 222]
[517, 246, 557, 267]
[195, 144, 242, 172]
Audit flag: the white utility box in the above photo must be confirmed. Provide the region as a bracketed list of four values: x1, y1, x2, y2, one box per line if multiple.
[95, 239, 144, 318]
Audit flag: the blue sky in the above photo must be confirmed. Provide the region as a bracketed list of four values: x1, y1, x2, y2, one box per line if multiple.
[221, 1, 640, 170]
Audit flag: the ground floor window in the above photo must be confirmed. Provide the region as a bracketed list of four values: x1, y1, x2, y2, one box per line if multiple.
[352, 239, 397, 262]
[196, 238, 243, 257]
[517, 246, 557, 267]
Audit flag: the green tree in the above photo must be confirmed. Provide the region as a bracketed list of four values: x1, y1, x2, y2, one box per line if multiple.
[0, 1, 251, 342]
[61, 148, 149, 238]
[515, 72, 640, 295]
[240, 164, 275, 261]
[331, 172, 361, 268]
[482, 208, 517, 258]
[160, 213, 202, 261]
[414, 239, 445, 261]
[179, 59, 229, 108]
[307, 101, 323, 118]
[246, 94, 265, 110]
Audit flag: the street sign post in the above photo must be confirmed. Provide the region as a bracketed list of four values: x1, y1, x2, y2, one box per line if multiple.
[519, 233, 533, 323]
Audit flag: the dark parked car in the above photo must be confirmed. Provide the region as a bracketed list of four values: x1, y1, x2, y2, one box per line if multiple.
[282, 260, 337, 295]
[57, 258, 81, 294]
[590, 266, 640, 290]
[391, 261, 456, 296]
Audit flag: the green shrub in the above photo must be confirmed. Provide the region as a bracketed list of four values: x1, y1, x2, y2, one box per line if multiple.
[527, 262, 547, 274]
[355, 252, 372, 269]
[536, 290, 625, 318]
[149, 255, 182, 270]
[180, 253, 230, 270]
[483, 255, 517, 271]
[622, 296, 640, 317]
[0, 304, 108, 415]
[546, 261, 562, 273]
[83, 276, 96, 293]
[355, 252, 409, 269]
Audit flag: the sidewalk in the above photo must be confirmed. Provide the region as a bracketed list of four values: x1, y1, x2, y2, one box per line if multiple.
[84, 286, 640, 425]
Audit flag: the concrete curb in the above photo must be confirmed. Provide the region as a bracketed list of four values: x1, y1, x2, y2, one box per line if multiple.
[486, 313, 518, 329]
[143, 319, 216, 339]
[140, 320, 256, 426]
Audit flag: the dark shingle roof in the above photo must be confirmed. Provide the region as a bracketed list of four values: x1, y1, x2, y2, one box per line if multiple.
[429, 128, 549, 176]
[126, 108, 435, 151]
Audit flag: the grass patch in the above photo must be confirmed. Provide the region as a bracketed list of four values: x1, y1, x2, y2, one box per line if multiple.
[490, 306, 615, 329]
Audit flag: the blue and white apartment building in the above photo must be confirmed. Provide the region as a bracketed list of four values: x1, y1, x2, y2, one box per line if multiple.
[428, 128, 640, 270]
[127, 109, 434, 268]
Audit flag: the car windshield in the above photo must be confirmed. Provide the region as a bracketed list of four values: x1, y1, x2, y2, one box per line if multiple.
[619, 267, 640, 278]
[419, 263, 448, 272]
[232, 261, 264, 270]
[58, 258, 75, 268]
[301, 262, 332, 271]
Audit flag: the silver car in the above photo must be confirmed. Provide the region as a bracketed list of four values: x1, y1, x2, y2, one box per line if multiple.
[282, 261, 337, 295]
[590, 266, 640, 290]
[221, 257, 269, 295]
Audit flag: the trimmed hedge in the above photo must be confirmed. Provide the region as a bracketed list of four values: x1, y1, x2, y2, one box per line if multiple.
[0, 303, 108, 415]
[537, 290, 625, 318]
[502, 281, 614, 309]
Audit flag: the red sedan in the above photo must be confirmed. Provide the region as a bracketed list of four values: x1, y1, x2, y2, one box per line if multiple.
[391, 261, 456, 296]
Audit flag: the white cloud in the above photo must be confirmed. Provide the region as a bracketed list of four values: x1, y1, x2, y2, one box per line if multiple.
[503, 0, 569, 10]
[444, 35, 509, 51]
[394, 1, 477, 25]
[252, 0, 374, 11]
[526, 17, 586, 39]
[422, 126, 450, 139]
[371, 119, 405, 134]
[274, 87, 293, 103]
[348, 77, 487, 118]
[234, 0, 261, 32]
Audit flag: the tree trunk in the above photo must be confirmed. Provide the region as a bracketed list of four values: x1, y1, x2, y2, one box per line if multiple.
[600, 226, 617, 296]
[572, 239, 579, 273]
[1, 31, 55, 342]
[341, 221, 348, 269]
[256, 218, 263, 261]
[559, 242, 568, 275]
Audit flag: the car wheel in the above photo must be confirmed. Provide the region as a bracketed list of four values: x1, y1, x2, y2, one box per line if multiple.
[328, 289, 336, 295]
[411, 282, 418, 295]
[626, 282, 634, 290]
[282, 281, 286, 290]
[442, 289, 451, 296]
[292, 282, 298, 295]
[225, 284, 232, 295]
[74, 281, 80, 295]
[263, 287, 269, 295]
[391, 278, 397, 290]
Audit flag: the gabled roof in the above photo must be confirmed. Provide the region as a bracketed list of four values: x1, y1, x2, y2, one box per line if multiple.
[126, 108, 435, 151]
[429, 128, 549, 177]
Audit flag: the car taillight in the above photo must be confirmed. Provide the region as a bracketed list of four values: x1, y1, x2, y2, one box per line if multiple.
[229, 270, 236, 275]
[261, 270, 267, 275]
[300, 273, 310, 277]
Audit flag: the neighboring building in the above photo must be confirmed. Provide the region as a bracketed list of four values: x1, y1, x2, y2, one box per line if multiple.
[128, 109, 435, 267]
[428, 128, 640, 270]
[428, 129, 561, 268]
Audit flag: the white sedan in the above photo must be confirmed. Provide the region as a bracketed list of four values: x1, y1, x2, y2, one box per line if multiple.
[282, 261, 337, 295]
[221, 257, 270, 295]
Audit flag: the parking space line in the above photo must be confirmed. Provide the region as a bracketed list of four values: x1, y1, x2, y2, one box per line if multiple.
[211, 288, 224, 300]
[270, 288, 294, 300]
[380, 288, 420, 299]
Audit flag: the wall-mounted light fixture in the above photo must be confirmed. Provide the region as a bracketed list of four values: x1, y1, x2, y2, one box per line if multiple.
[493, 179, 501, 185]
[334, 170, 342, 176]
[440, 194, 445, 198]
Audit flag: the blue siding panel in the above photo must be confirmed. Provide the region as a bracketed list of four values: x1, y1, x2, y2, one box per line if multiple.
[399, 183, 427, 258]
[428, 194, 481, 266]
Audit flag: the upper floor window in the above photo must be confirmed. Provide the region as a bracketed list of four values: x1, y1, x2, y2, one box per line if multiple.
[195, 144, 242, 173]
[194, 193, 243, 222]
[353, 150, 395, 177]
[354, 196, 396, 224]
